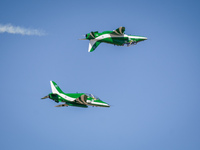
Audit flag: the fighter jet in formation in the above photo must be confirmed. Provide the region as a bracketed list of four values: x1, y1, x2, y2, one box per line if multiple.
[81, 26, 147, 52]
[41, 81, 110, 108]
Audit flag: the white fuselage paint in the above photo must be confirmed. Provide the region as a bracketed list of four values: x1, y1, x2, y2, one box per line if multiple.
[58, 93, 76, 101]
[87, 100, 109, 106]
[95, 34, 147, 41]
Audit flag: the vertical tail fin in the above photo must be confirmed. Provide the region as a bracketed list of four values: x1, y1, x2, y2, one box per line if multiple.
[50, 81, 64, 94]
[88, 40, 101, 52]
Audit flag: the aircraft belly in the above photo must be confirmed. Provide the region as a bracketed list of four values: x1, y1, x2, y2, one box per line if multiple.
[66, 102, 88, 108]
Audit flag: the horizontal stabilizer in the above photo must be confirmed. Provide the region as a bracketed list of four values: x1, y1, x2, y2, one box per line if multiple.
[41, 95, 49, 99]
[88, 32, 95, 39]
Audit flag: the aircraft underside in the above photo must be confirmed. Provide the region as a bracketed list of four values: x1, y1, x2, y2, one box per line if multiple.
[54, 101, 110, 108]
[102, 38, 137, 46]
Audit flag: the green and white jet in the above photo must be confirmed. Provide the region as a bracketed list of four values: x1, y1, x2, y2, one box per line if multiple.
[41, 81, 110, 108]
[81, 26, 147, 52]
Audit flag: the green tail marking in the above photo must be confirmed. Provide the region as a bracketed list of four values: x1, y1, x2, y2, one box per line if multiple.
[51, 81, 64, 93]
[90, 41, 101, 52]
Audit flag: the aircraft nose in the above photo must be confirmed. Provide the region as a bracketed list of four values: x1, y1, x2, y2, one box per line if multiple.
[101, 101, 110, 107]
[137, 36, 147, 43]
[142, 37, 147, 40]
[105, 103, 110, 107]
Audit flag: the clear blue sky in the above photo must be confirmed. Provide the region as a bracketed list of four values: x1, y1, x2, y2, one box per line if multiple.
[0, 0, 200, 150]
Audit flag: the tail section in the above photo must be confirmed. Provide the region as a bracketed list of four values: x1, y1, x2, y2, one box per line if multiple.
[88, 40, 101, 52]
[50, 81, 64, 94]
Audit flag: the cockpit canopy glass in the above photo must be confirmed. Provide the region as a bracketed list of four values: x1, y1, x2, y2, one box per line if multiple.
[85, 93, 99, 99]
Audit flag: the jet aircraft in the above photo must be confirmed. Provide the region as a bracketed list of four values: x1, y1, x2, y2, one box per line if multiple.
[81, 26, 147, 52]
[41, 81, 110, 108]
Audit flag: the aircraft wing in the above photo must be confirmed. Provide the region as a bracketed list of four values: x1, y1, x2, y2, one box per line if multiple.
[75, 94, 88, 105]
[88, 40, 101, 52]
[55, 104, 69, 107]
[111, 26, 125, 35]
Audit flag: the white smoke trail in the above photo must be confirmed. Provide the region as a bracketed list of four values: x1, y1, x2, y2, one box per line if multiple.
[0, 24, 45, 36]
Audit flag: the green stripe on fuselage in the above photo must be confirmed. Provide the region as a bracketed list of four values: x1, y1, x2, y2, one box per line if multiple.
[101, 37, 128, 45]
[49, 93, 84, 102]
[65, 93, 84, 98]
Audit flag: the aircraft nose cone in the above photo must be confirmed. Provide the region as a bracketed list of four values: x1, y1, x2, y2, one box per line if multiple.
[104, 102, 110, 107]
[142, 37, 147, 40]
[103, 102, 110, 107]
[106, 104, 110, 107]
[137, 36, 147, 43]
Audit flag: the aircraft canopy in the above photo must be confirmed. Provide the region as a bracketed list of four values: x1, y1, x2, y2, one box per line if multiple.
[86, 93, 99, 99]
